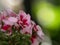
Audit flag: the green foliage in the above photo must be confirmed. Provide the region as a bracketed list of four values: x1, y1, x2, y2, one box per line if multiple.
[0, 29, 31, 45]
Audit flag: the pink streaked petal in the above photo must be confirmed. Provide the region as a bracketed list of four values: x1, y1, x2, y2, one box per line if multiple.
[36, 25, 44, 40]
[22, 14, 31, 26]
[22, 19, 27, 24]
[31, 21, 39, 32]
[20, 15, 23, 21]
[20, 25, 32, 35]
[31, 38, 39, 45]
[25, 14, 31, 24]
[34, 25, 38, 32]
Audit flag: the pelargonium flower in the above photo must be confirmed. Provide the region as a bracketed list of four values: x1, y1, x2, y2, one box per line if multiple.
[1, 25, 12, 35]
[2, 17, 18, 26]
[31, 37, 40, 45]
[0, 9, 44, 45]
[36, 25, 44, 40]
[0, 9, 17, 21]
[2, 25, 11, 31]
[20, 24, 32, 35]
[17, 11, 31, 28]
[31, 21, 44, 39]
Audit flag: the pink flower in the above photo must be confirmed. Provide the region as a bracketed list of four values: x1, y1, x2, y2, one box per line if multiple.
[0, 9, 17, 21]
[1, 25, 12, 35]
[2, 25, 11, 31]
[36, 25, 44, 40]
[20, 24, 32, 35]
[30, 35, 37, 43]
[3, 17, 18, 25]
[0, 9, 44, 44]
[8, 17, 18, 23]
[31, 21, 38, 32]
[17, 11, 31, 28]
[31, 38, 39, 45]
[31, 21, 44, 40]
[31, 36, 40, 45]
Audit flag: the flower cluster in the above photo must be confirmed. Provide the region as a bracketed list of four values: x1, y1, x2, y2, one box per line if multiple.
[0, 9, 44, 45]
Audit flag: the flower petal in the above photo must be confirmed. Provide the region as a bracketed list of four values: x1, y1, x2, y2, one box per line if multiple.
[36, 25, 44, 40]
[8, 17, 18, 23]
[31, 38, 39, 45]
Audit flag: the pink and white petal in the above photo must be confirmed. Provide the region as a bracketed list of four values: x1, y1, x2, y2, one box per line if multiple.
[3, 20, 14, 25]
[25, 25, 32, 34]
[20, 25, 32, 35]
[21, 14, 31, 26]
[8, 17, 18, 23]
[25, 14, 31, 24]
[36, 25, 44, 40]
